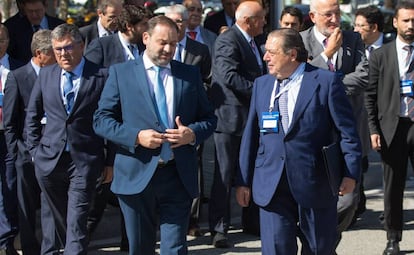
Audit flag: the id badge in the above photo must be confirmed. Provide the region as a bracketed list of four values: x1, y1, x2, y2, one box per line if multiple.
[400, 80, 413, 96]
[260, 112, 279, 133]
[0, 92, 3, 107]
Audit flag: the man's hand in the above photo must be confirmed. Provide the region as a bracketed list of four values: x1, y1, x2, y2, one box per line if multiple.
[339, 177, 356, 196]
[102, 166, 113, 184]
[370, 134, 381, 151]
[236, 186, 251, 207]
[324, 27, 342, 59]
[164, 116, 195, 148]
[136, 129, 165, 149]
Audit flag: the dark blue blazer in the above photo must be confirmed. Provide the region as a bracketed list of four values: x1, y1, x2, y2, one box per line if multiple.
[93, 57, 217, 198]
[4, 62, 37, 163]
[79, 22, 99, 48]
[5, 15, 65, 63]
[238, 64, 362, 209]
[84, 33, 126, 68]
[25, 59, 107, 177]
[204, 10, 228, 35]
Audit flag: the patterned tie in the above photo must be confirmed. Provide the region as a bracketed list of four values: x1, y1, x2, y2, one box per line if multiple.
[127, 44, 137, 59]
[0, 73, 3, 123]
[187, 31, 197, 40]
[153, 66, 172, 161]
[63, 72, 75, 114]
[404, 45, 413, 67]
[404, 45, 414, 120]
[278, 79, 289, 134]
[323, 38, 335, 71]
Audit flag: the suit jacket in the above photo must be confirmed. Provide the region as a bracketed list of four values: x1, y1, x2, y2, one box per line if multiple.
[365, 41, 403, 147]
[25, 59, 107, 177]
[197, 26, 217, 54]
[210, 25, 265, 136]
[238, 64, 361, 209]
[84, 33, 126, 68]
[4, 62, 37, 164]
[79, 22, 99, 48]
[204, 10, 228, 35]
[93, 57, 217, 197]
[183, 37, 211, 85]
[5, 15, 65, 63]
[301, 27, 370, 156]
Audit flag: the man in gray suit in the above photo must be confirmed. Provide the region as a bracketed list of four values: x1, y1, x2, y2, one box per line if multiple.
[164, 4, 212, 237]
[183, 0, 217, 54]
[300, 0, 369, 250]
[79, 0, 123, 47]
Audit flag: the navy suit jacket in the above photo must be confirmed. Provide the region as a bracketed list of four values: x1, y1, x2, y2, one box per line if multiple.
[93, 57, 217, 198]
[79, 22, 99, 48]
[25, 60, 107, 177]
[4, 62, 37, 163]
[204, 10, 228, 35]
[210, 25, 265, 136]
[5, 15, 65, 63]
[84, 33, 127, 68]
[238, 64, 361, 209]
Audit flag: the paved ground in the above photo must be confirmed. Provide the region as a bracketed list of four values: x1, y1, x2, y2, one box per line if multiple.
[84, 149, 414, 255]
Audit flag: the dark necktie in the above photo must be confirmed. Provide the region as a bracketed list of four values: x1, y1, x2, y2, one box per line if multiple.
[153, 66, 172, 161]
[127, 44, 137, 59]
[403, 45, 414, 120]
[63, 72, 75, 114]
[33, 25, 41, 32]
[187, 31, 197, 40]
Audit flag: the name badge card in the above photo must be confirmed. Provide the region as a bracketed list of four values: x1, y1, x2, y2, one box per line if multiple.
[0, 92, 3, 107]
[401, 80, 414, 96]
[260, 112, 279, 133]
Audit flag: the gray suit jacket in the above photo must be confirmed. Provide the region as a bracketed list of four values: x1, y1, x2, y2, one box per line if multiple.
[301, 27, 370, 156]
[198, 26, 217, 54]
[183, 38, 212, 85]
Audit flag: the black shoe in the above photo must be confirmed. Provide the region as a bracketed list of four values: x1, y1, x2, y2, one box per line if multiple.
[212, 232, 229, 248]
[383, 240, 400, 255]
[120, 237, 129, 251]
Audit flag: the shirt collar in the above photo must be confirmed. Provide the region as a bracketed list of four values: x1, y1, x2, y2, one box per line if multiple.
[313, 27, 328, 48]
[97, 18, 113, 37]
[62, 57, 85, 78]
[142, 52, 171, 71]
[235, 23, 254, 45]
[396, 36, 414, 50]
[370, 33, 384, 50]
[0, 54, 10, 69]
[30, 58, 41, 76]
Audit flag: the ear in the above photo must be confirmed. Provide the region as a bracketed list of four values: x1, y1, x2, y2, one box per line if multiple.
[142, 31, 150, 45]
[309, 11, 316, 24]
[393, 17, 397, 30]
[372, 23, 378, 32]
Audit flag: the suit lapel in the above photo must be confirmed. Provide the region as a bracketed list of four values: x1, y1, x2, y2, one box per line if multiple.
[289, 67, 319, 133]
[134, 59, 159, 120]
[171, 62, 182, 125]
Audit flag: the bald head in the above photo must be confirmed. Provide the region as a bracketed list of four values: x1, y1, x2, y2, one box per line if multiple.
[234, 0, 266, 37]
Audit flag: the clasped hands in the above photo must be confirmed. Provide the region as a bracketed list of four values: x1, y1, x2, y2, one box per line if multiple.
[136, 116, 195, 149]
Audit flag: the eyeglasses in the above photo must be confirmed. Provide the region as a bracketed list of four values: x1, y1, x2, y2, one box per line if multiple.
[172, 19, 187, 24]
[188, 6, 203, 13]
[316, 10, 341, 19]
[53, 42, 79, 54]
[354, 23, 371, 29]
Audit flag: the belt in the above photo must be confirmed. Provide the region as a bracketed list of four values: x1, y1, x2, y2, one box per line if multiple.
[157, 159, 176, 168]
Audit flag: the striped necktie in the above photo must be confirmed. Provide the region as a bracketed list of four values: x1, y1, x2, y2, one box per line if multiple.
[278, 79, 289, 134]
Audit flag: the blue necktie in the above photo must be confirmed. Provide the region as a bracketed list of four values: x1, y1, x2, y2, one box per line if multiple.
[153, 66, 171, 161]
[63, 72, 74, 114]
[278, 79, 289, 134]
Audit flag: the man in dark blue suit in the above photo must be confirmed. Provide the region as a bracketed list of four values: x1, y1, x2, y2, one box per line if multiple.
[4, 29, 56, 255]
[93, 15, 216, 254]
[208, 0, 266, 247]
[203, 0, 238, 34]
[4, 0, 65, 63]
[25, 24, 107, 254]
[0, 24, 24, 255]
[236, 29, 361, 255]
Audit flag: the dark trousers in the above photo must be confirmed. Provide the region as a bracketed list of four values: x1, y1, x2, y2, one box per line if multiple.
[35, 152, 96, 255]
[260, 171, 337, 255]
[209, 132, 240, 234]
[118, 163, 192, 255]
[15, 148, 41, 255]
[380, 118, 414, 241]
[0, 132, 17, 248]
[189, 143, 204, 229]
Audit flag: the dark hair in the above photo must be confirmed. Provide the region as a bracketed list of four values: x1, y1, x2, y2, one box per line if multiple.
[97, 0, 121, 14]
[395, 1, 414, 18]
[117, 5, 152, 33]
[355, 5, 384, 32]
[22, 0, 46, 6]
[268, 28, 308, 62]
[280, 6, 303, 25]
[147, 15, 179, 35]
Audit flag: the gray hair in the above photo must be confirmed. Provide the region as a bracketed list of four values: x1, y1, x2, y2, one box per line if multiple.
[51, 24, 83, 43]
[31, 29, 52, 56]
[164, 4, 189, 20]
